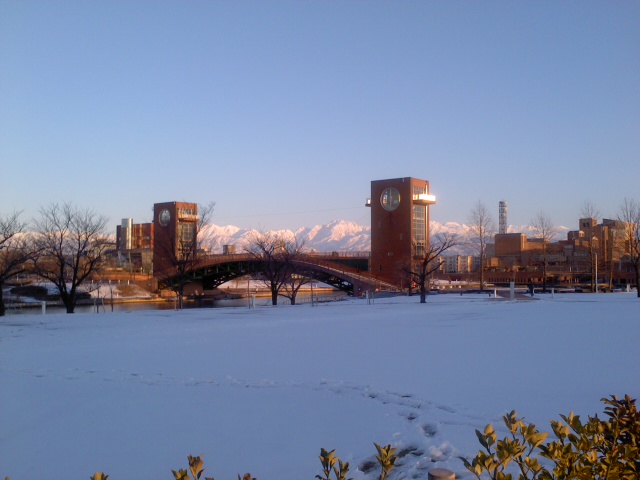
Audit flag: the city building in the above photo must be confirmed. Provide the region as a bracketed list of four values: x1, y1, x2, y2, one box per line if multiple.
[366, 177, 436, 287]
[494, 233, 545, 268]
[560, 218, 627, 281]
[441, 255, 475, 274]
[152, 201, 199, 276]
[489, 216, 631, 287]
[115, 219, 154, 273]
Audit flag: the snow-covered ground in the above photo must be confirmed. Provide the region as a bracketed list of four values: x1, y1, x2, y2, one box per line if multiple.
[1, 293, 638, 479]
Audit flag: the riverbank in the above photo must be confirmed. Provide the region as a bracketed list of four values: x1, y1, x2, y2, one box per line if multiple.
[3, 281, 346, 315]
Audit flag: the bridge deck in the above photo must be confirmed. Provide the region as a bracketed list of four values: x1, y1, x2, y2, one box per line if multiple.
[158, 251, 398, 295]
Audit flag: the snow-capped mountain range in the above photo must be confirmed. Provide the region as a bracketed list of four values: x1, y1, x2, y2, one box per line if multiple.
[200, 220, 372, 253]
[201, 220, 570, 255]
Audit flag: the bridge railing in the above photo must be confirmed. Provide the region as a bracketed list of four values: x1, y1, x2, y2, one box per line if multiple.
[302, 251, 371, 258]
[200, 251, 369, 260]
[296, 255, 363, 274]
[199, 252, 254, 263]
[295, 256, 399, 292]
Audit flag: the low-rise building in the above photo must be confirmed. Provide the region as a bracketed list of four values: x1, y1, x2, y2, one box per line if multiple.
[442, 255, 475, 273]
[116, 219, 154, 274]
[489, 216, 631, 286]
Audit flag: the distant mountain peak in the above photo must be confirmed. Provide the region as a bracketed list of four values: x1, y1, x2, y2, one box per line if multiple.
[201, 220, 371, 254]
[201, 220, 569, 254]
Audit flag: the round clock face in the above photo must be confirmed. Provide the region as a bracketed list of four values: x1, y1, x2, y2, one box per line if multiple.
[380, 187, 401, 211]
[159, 209, 171, 226]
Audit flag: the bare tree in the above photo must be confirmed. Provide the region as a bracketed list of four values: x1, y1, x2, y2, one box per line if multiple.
[196, 202, 216, 252]
[581, 199, 600, 219]
[405, 233, 459, 303]
[244, 230, 308, 306]
[0, 211, 36, 316]
[580, 199, 600, 291]
[279, 236, 311, 305]
[32, 203, 111, 313]
[467, 200, 495, 290]
[617, 198, 640, 297]
[530, 211, 558, 292]
[154, 202, 215, 309]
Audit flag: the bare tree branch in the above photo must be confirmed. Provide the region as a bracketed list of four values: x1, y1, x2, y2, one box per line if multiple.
[530, 211, 558, 292]
[197, 202, 216, 251]
[580, 199, 600, 220]
[467, 200, 495, 290]
[404, 232, 460, 303]
[0, 211, 36, 316]
[279, 235, 311, 305]
[618, 198, 640, 297]
[244, 230, 309, 305]
[579, 199, 600, 291]
[32, 203, 110, 313]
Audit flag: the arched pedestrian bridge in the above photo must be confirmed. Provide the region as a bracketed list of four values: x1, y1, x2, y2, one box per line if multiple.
[157, 252, 398, 296]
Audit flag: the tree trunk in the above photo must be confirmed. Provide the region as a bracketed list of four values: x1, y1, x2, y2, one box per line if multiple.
[271, 288, 278, 306]
[177, 281, 185, 310]
[290, 294, 297, 306]
[419, 286, 427, 304]
[63, 299, 75, 313]
[0, 283, 5, 317]
[635, 264, 640, 298]
[59, 291, 76, 313]
[608, 262, 614, 290]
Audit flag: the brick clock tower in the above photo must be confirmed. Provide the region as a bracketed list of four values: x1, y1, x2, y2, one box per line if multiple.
[367, 178, 436, 287]
[152, 201, 198, 275]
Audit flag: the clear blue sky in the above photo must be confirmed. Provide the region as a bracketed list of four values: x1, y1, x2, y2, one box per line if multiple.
[1, 1, 638, 233]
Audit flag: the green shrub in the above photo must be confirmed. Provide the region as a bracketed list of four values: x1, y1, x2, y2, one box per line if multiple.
[459, 394, 639, 479]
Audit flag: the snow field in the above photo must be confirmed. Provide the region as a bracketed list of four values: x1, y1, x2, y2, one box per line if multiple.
[1, 293, 638, 479]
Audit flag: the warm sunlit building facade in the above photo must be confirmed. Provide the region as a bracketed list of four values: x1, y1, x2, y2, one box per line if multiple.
[561, 218, 626, 273]
[488, 217, 632, 287]
[441, 255, 475, 274]
[115, 220, 154, 274]
[367, 177, 436, 287]
[152, 201, 199, 276]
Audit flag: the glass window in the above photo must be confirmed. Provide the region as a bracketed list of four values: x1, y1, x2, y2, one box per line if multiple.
[380, 188, 401, 211]
[413, 205, 426, 256]
[178, 223, 195, 244]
